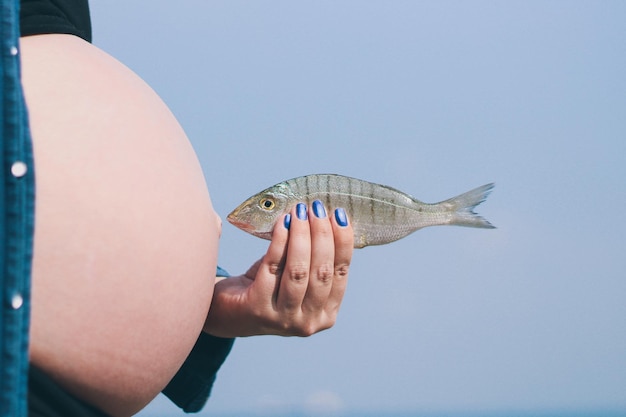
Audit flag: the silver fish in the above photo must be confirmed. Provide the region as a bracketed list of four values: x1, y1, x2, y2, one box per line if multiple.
[227, 174, 495, 248]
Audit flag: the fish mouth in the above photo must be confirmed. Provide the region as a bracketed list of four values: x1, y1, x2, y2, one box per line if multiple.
[226, 213, 255, 233]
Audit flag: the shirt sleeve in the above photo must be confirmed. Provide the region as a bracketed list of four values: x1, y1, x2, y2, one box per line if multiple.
[161, 267, 235, 413]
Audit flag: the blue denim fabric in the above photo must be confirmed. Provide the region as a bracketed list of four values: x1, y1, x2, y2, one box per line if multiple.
[1, 0, 36, 416]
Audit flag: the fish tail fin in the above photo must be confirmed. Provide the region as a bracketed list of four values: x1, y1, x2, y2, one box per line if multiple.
[443, 183, 496, 229]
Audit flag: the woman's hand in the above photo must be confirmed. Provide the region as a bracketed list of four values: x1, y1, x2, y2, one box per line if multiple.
[204, 201, 354, 338]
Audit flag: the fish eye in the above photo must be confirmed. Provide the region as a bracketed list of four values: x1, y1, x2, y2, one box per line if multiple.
[260, 197, 276, 210]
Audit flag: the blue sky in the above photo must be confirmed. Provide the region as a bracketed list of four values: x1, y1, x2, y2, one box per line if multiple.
[91, 1, 625, 415]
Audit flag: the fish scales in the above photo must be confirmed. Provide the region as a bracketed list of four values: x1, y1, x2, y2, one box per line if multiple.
[227, 174, 495, 248]
[324, 175, 333, 210]
[345, 179, 429, 246]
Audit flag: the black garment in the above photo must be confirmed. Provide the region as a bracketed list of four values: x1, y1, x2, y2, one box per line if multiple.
[20, 0, 92, 42]
[163, 333, 235, 413]
[28, 365, 110, 417]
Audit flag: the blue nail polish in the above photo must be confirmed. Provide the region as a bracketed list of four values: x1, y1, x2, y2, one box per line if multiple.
[312, 200, 327, 218]
[296, 202, 308, 220]
[284, 213, 291, 229]
[335, 208, 348, 227]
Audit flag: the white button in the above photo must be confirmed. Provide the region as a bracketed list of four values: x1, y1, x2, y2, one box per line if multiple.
[10, 46, 18, 56]
[11, 161, 27, 177]
[11, 293, 23, 310]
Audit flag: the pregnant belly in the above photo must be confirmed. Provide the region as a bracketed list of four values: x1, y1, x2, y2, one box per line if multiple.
[21, 35, 219, 416]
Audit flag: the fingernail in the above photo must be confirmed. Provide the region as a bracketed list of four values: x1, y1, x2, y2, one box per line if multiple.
[312, 200, 326, 218]
[296, 203, 307, 220]
[284, 213, 291, 229]
[335, 208, 348, 227]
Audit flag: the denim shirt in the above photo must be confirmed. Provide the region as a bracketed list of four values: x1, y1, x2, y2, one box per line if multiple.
[1, 0, 36, 416]
[1, 1, 233, 415]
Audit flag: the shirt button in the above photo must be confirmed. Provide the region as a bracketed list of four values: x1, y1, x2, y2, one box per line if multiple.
[11, 293, 24, 310]
[10, 46, 18, 56]
[11, 161, 28, 178]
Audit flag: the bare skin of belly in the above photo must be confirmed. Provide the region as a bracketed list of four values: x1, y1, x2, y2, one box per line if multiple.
[21, 34, 220, 417]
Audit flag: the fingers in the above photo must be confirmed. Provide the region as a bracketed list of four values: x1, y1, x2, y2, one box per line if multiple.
[271, 200, 353, 335]
[277, 203, 311, 312]
[302, 200, 335, 313]
[327, 207, 353, 314]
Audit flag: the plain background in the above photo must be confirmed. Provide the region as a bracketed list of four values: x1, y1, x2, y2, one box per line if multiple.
[89, 1, 625, 415]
